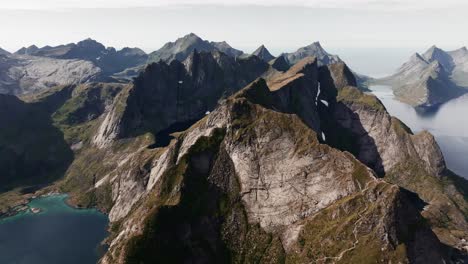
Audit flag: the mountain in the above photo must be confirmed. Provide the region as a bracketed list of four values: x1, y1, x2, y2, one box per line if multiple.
[1, 39, 148, 95]
[93, 50, 270, 147]
[210, 41, 244, 57]
[278, 41, 370, 90]
[0, 55, 101, 95]
[90, 57, 464, 263]
[0, 47, 10, 56]
[148, 33, 243, 63]
[14, 45, 39, 55]
[14, 39, 148, 75]
[377, 46, 468, 108]
[0, 38, 467, 263]
[283, 41, 342, 66]
[252, 45, 275, 62]
[269, 54, 290, 71]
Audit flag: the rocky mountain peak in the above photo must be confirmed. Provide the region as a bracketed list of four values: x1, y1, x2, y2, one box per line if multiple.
[76, 38, 106, 51]
[15, 45, 39, 55]
[410, 52, 428, 63]
[285, 41, 342, 66]
[252, 44, 275, 62]
[0, 47, 10, 56]
[209, 40, 244, 57]
[423, 45, 454, 71]
[269, 54, 290, 71]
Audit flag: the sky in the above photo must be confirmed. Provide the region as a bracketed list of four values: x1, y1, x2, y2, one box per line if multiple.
[0, 0, 467, 75]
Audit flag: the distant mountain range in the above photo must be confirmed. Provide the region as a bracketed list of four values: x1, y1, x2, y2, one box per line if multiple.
[1, 33, 367, 96]
[15, 38, 148, 75]
[376, 46, 468, 108]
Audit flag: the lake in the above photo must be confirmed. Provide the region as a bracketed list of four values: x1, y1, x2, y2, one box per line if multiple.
[370, 85, 468, 179]
[0, 194, 108, 264]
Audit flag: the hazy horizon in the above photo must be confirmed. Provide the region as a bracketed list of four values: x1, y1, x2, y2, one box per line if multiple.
[1, 2, 467, 77]
[1, 4, 467, 52]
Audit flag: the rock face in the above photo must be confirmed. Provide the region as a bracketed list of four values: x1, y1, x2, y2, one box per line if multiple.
[14, 39, 148, 75]
[93, 50, 270, 147]
[1, 39, 148, 95]
[377, 46, 468, 108]
[0, 55, 101, 95]
[148, 33, 243, 63]
[92, 57, 457, 264]
[252, 45, 275, 62]
[0, 47, 10, 56]
[320, 84, 467, 255]
[1, 40, 467, 263]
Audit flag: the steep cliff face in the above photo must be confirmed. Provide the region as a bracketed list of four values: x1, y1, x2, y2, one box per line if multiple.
[109, 77, 454, 264]
[2, 52, 466, 262]
[93, 50, 270, 148]
[91, 58, 457, 263]
[325, 85, 468, 254]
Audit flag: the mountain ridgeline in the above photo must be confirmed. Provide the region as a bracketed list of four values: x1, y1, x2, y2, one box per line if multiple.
[0, 34, 467, 263]
[376, 45, 468, 108]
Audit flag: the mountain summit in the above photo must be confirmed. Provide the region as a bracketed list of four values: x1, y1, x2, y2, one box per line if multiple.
[284, 41, 342, 66]
[148, 33, 243, 63]
[252, 44, 275, 62]
[376, 45, 468, 108]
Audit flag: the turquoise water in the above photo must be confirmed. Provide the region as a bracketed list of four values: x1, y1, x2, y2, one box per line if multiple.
[0, 194, 108, 264]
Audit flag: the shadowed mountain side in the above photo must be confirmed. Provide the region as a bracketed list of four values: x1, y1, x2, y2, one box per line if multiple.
[92, 50, 269, 148]
[102, 78, 450, 264]
[0, 94, 73, 191]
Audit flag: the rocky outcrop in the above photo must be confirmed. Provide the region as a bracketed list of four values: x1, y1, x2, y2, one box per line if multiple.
[252, 45, 275, 62]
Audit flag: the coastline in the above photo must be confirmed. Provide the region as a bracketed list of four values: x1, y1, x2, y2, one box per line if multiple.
[0, 189, 108, 221]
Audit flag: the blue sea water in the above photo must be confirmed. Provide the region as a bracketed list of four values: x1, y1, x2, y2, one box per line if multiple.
[0, 194, 108, 264]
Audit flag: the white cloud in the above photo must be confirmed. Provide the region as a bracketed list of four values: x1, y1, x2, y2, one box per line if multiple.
[2, 0, 468, 10]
